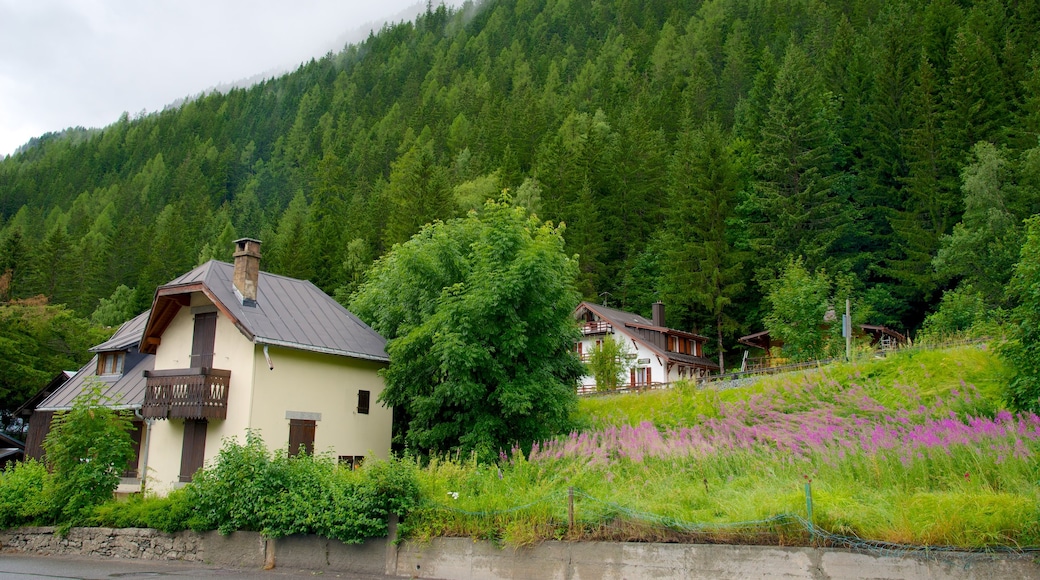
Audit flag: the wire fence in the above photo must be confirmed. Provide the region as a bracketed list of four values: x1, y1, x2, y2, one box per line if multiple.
[423, 484, 1039, 561]
[579, 337, 994, 397]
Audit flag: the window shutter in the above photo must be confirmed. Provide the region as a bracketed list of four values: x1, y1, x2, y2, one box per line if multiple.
[357, 390, 371, 414]
[288, 419, 316, 456]
[179, 419, 207, 482]
[190, 312, 217, 368]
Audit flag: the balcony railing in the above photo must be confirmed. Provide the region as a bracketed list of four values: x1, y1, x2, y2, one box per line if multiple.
[582, 321, 613, 335]
[142, 368, 231, 420]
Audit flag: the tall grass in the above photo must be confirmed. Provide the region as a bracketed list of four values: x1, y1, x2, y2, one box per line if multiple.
[407, 345, 1040, 548]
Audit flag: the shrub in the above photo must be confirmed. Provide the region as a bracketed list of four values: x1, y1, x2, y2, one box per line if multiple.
[186, 432, 420, 543]
[91, 489, 195, 533]
[0, 459, 51, 528]
[42, 382, 134, 523]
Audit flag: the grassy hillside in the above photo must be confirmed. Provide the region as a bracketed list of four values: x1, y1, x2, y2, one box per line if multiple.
[406, 344, 1039, 549]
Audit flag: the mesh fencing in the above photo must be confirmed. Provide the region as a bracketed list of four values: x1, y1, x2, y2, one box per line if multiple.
[424, 485, 1040, 561]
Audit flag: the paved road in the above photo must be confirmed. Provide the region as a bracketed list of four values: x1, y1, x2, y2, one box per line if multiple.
[0, 554, 396, 579]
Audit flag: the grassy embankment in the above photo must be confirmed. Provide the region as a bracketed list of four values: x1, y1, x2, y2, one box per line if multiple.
[405, 344, 1040, 549]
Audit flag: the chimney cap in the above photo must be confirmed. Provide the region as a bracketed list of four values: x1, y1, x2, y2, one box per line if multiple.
[233, 238, 262, 257]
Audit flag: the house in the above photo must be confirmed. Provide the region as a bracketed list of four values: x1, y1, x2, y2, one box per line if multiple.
[574, 301, 719, 391]
[26, 239, 391, 494]
[0, 431, 25, 468]
[15, 369, 75, 461]
[26, 311, 153, 481]
[738, 320, 908, 369]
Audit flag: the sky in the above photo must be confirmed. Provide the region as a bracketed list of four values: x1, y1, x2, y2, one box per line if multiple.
[0, 0, 442, 157]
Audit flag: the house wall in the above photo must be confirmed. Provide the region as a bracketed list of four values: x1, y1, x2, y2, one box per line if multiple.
[143, 292, 391, 493]
[144, 293, 257, 494]
[250, 345, 391, 463]
[577, 332, 669, 389]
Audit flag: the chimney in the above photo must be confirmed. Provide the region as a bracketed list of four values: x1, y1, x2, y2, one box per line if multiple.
[652, 301, 665, 327]
[233, 238, 262, 306]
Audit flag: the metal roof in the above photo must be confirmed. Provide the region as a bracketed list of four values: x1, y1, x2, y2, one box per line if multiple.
[144, 260, 388, 363]
[36, 353, 153, 411]
[90, 310, 151, 352]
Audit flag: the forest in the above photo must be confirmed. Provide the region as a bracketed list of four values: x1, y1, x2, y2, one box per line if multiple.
[1, 0, 1039, 377]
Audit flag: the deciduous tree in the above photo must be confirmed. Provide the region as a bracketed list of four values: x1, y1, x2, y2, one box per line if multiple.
[351, 197, 583, 460]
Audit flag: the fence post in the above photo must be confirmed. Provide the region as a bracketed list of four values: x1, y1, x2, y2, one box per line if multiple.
[804, 480, 814, 545]
[568, 487, 575, 534]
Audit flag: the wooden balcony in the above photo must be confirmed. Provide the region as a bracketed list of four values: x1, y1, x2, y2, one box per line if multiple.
[142, 368, 231, 420]
[582, 321, 613, 335]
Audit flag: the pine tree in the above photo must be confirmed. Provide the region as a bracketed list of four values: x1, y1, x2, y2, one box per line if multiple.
[662, 119, 744, 371]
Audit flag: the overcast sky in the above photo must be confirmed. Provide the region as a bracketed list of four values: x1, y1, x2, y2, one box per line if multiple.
[0, 0, 449, 158]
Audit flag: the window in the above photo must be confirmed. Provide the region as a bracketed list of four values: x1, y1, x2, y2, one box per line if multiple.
[288, 419, 316, 457]
[179, 419, 207, 482]
[357, 390, 371, 414]
[190, 312, 217, 368]
[97, 352, 125, 375]
[338, 455, 365, 470]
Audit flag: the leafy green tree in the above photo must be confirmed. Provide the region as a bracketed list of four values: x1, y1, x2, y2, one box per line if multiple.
[586, 334, 631, 392]
[91, 285, 139, 327]
[43, 382, 134, 522]
[919, 283, 991, 340]
[351, 197, 583, 460]
[933, 142, 1020, 305]
[0, 300, 108, 413]
[1000, 215, 1040, 411]
[764, 257, 832, 362]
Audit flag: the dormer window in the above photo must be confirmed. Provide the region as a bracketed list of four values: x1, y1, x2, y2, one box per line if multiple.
[98, 352, 125, 376]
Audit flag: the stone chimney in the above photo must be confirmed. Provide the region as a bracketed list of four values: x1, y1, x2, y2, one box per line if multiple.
[652, 301, 666, 327]
[233, 238, 262, 306]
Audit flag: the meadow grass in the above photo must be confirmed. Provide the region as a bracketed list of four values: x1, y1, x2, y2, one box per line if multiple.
[405, 344, 1040, 548]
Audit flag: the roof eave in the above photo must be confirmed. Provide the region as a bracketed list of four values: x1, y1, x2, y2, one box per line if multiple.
[254, 337, 389, 364]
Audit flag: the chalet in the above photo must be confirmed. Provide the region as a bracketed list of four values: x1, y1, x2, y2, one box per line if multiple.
[574, 301, 719, 391]
[738, 319, 907, 368]
[25, 239, 391, 494]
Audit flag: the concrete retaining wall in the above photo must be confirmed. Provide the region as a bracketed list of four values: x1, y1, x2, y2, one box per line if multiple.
[2, 526, 1037, 579]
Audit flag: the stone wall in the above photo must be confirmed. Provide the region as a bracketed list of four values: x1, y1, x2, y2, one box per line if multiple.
[0, 526, 206, 562]
[3, 526, 1038, 579]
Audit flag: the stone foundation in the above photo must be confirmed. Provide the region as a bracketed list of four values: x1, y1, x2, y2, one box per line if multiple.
[0, 526, 204, 562]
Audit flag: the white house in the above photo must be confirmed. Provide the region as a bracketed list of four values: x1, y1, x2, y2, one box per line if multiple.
[574, 301, 718, 391]
[28, 239, 391, 494]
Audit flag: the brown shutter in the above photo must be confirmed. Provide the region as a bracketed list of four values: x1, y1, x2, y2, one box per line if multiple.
[179, 419, 208, 482]
[24, 410, 54, 462]
[190, 312, 217, 368]
[647, 367, 652, 385]
[357, 390, 371, 414]
[288, 419, 316, 457]
[630, 368, 635, 387]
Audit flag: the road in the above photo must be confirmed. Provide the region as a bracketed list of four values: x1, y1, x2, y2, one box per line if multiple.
[0, 554, 396, 579]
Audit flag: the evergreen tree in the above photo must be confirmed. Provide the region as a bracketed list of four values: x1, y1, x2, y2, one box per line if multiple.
[662, 119, 744, 371]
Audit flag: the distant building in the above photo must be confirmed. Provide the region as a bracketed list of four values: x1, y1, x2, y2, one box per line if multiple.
[574, 301, 719, 392]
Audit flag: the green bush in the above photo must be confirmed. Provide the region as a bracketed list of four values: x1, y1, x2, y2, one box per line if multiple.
[0, 459, 52, 528]
[186, 432, 420, 543]
[91, 489, 195, 533]
[43, 383, 135, 523]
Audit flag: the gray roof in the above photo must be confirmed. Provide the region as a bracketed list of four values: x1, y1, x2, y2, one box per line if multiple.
[152, 260, 388, 363]
[91, 310, 150, 352]
[36, 353, 153, 411]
